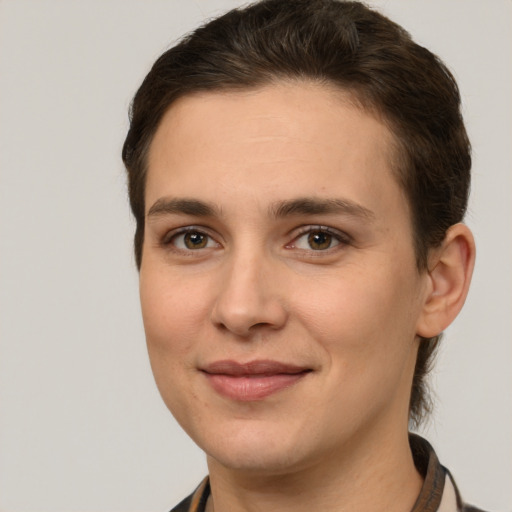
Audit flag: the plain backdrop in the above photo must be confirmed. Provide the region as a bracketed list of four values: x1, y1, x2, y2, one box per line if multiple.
[0, 1, 510, 511]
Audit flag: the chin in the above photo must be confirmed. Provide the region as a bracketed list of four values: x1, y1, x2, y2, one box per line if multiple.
[208, 443, 302, 474]
[196, 420, 318, 475]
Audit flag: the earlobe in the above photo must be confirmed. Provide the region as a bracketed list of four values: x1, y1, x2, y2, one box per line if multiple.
[416, 223, 476, 338]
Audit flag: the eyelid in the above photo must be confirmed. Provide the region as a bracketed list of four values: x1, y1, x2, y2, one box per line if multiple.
[286, 225, 352, 250]
[159, 224, 350, 253]
[161, 225, 221, 250]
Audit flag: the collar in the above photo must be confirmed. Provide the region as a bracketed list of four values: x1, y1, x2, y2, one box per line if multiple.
[410, 434, 453, 512]
[173, 435, 463, 512]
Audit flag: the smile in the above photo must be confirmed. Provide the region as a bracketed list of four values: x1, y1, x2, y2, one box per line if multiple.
[201, 360, 312, 401]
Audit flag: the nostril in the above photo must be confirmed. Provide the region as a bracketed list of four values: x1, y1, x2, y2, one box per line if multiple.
[210, 267, 289, 336]
[251, 322, 273, 329]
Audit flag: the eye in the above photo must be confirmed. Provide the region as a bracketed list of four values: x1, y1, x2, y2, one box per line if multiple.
[290, 228, 347, 251]
[167, 229, 218, 250]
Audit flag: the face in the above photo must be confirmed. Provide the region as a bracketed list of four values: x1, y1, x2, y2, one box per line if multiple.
[140, 82, 429, 476]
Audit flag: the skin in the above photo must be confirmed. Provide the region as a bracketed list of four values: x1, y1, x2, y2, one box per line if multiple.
[139, 82, 474, 512]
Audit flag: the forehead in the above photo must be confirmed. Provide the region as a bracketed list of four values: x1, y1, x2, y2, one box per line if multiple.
[145, 81, 407, 219]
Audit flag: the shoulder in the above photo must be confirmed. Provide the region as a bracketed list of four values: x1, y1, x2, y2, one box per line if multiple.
[169, 478, 210, 512]
[169, 493, 193, 512]
[409, 435, 492, 512]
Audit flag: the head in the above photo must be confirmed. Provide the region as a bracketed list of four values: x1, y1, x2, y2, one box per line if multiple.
[123, 0, 471, 429]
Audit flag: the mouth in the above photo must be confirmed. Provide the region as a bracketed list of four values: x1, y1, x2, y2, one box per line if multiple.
[201, 360, 312, 401]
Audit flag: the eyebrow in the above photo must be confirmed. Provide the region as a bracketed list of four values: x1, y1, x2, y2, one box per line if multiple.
[147, 198, 219, 218]
[146, 196, 375, 222]
[270, 197, 375, 221]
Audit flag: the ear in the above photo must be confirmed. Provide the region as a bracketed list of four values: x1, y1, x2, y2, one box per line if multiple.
[416, 223, 476, 338]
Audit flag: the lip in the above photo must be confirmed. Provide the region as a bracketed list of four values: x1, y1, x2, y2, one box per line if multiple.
[201, 360, 311, 401]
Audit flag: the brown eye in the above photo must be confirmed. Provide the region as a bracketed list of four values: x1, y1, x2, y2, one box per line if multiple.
[183, 232, 208, 249]
[290, 228, 344, 252]
[169, 230, 218, 250]
[307, 231, 333, 250]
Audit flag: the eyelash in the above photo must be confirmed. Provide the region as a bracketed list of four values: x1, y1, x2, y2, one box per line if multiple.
[162, 226, 220, 252]
[287, 226, 351, 252]
[161, 225, 351, 254]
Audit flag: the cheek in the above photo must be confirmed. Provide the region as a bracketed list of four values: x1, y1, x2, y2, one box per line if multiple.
[138, 269, 212, 421]
[292, 269, 421, 431]
[139, 267, 209, 364]
[292, 263, 422, 368]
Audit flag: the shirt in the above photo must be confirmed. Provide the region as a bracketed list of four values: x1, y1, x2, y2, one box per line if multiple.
[170, 435, 487, 512]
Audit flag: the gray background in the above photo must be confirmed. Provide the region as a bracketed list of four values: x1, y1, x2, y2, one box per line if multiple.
[0, 1, 510, 511]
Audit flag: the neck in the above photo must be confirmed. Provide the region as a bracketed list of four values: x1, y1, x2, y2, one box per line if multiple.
[206, 428, 423, 512]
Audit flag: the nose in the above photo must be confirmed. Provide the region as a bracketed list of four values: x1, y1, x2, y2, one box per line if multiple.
[210, 251, 288, 337]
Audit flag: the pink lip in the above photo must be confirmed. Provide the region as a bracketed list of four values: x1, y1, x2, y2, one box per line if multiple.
[202, 360, 311, 401]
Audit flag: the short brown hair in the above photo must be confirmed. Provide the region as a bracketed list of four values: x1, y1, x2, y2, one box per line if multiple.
[122, 0, 471, 427]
